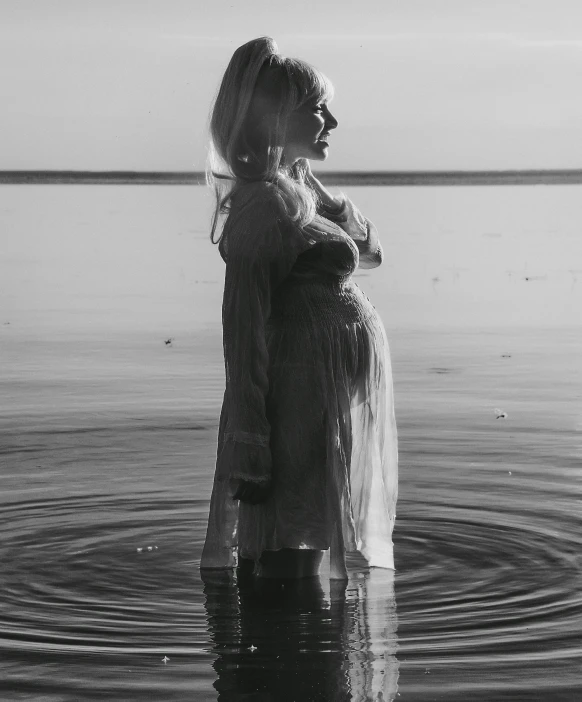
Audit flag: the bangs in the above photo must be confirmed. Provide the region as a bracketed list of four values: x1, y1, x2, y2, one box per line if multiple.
[286, 59, 335, 108]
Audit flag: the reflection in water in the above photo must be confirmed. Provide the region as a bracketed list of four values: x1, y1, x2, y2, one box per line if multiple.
[202, 567, 399, 701]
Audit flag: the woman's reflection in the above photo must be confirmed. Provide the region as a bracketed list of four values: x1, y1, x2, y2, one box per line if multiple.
[202, 565, 399, 701]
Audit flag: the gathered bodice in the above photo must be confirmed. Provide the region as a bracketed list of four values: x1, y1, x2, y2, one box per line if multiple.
[290, 214, 360, 281]
[267, 214, 375, 326]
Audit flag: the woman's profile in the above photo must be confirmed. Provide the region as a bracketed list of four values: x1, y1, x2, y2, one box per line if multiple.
[200, 36, 398, 580]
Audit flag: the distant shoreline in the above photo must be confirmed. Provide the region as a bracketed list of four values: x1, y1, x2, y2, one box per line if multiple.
[2, 169, 582, 186]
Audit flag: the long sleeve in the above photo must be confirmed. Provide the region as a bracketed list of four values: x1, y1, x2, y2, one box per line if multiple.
[218, 189, 312, 485]
[324, 194, 383, 269]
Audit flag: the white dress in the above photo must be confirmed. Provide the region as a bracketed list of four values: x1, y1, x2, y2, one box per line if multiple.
[200, 182, 398, 575]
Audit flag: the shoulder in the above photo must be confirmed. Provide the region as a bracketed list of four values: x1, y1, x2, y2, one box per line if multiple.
[224, 182, 309, 259]
[231, 181, 287, 219]
[227, 181, 296, 239]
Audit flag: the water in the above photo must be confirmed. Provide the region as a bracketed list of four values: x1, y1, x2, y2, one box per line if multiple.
[1, 185, 581, 700]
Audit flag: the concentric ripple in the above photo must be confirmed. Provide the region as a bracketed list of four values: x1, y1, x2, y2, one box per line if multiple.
[396, 509, 582, 655]
[0, 494, 208, 657]
[0, 477, 580, 700]
[1, 325, 581, 699]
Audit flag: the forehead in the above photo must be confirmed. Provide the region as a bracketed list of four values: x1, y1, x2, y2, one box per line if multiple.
[291, 62, 334, 104]
[305, 84, 332, 104]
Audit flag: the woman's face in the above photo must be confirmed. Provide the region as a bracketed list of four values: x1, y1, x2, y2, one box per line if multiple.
[282, 99, 338, 165]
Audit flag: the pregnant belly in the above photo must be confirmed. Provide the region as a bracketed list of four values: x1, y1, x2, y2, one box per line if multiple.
[268, 279, 377, 327]
[266, 279, 385, 409]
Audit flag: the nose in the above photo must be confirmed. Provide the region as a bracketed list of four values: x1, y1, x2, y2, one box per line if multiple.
[324, 106, 338, 131]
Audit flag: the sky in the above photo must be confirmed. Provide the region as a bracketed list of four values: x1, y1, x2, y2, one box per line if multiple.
[2, 0, 582, 171]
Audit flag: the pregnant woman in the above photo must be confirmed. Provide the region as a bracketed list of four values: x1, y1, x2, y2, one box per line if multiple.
[200, 36, 398, 580]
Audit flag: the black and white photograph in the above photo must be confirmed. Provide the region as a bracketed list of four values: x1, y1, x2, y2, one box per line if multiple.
[1, 1, 581, 700]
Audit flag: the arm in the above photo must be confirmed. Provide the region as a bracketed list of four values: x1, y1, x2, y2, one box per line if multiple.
[219, 191, 310, 503]
[331, 196, 383, 270]
[305, 167, 383, 269]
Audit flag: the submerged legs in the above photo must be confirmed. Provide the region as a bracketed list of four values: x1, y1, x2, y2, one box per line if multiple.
[249, 548, 326, 579]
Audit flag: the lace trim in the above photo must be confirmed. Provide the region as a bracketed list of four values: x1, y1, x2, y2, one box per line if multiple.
[224, 431, 270, 447]
[230, 472, 271, 484]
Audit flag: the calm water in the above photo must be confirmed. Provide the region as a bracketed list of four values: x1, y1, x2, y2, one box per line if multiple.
[1, 185, 582, 700]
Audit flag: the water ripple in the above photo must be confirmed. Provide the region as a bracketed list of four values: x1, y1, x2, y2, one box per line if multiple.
[395, 509, 582, 664]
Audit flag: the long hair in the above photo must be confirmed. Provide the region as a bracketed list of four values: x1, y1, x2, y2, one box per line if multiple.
[206, 36, 334, 245]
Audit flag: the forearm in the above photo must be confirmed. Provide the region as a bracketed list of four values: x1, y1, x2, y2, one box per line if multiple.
[307, 166, 382, 268]
[356, 220, 383, 269]
[325, 194, 383, 268]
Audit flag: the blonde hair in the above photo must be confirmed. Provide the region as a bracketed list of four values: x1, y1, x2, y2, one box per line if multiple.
[206, 36, 334, 245]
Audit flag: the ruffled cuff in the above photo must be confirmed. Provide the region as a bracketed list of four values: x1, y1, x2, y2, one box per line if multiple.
[335, 195, 368, 241]
[320, 195, 349, 223]
[223, 430, 269, 448]
[218, 439, 272, 485]
[330, 195, 382, 267]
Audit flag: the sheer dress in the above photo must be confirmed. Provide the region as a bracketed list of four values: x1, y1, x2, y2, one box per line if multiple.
[201, 181, 398, 575]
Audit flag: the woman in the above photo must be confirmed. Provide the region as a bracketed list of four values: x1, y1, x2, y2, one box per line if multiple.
[200, 37, 398, 580]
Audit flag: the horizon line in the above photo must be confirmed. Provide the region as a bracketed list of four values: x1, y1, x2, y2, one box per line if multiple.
[3, 168, 582, 186]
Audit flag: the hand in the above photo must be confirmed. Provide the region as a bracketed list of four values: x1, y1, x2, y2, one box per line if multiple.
[320, 200, 348, 224]
[301, 159, 348, 223]
[231, 478, 271, 505]
[303, 160, 328, 201]
[302, 157, 315, 184]
[301, 159, 341, 205]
